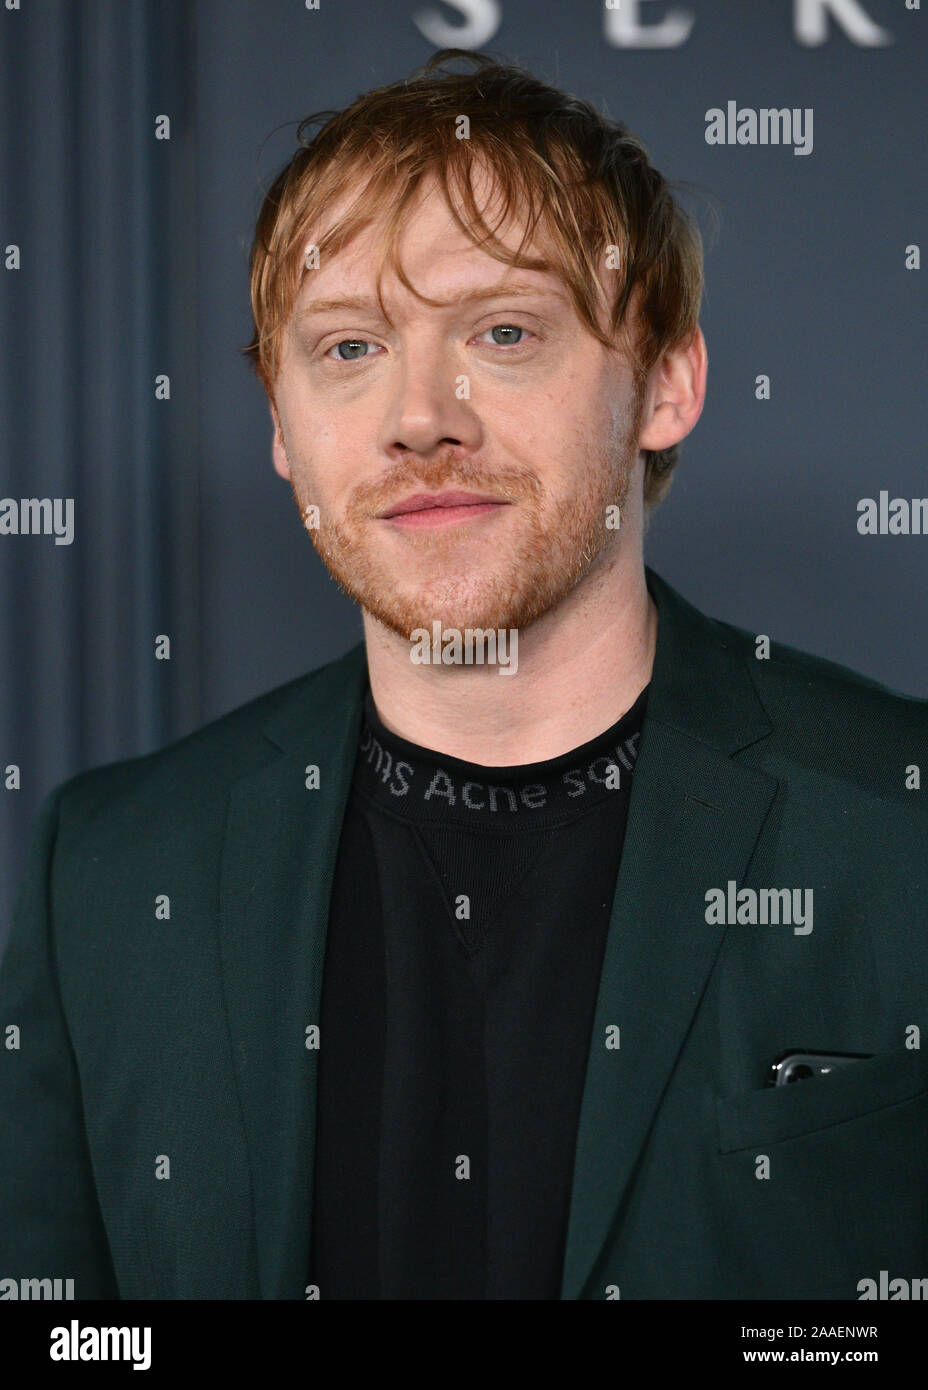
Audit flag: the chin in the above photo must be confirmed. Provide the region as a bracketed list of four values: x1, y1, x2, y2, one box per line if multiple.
[366, 583, 518, 642]
[402, 602, 508, 637]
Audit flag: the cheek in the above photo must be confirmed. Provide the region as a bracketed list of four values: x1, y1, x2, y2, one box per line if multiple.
[489, 373, 593, 454]
[282, 415, 338, 485]
[523, 364, 619, 437]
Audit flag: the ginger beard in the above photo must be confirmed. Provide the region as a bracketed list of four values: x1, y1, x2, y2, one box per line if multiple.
[280, 378, 645, 643]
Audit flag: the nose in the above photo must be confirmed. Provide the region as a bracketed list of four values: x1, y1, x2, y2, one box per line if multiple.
[378, 346, 483, 460]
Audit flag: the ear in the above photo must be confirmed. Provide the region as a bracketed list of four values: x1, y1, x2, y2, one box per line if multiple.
[270, 400, 291, 481]
[637, 327, 708, 454]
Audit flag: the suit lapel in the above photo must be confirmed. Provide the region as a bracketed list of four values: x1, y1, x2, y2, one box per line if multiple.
[559, 568, 779, 1298]
[218, 642, 368, 1298]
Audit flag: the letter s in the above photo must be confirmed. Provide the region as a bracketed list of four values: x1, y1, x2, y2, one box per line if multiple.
[413, 0, 501, 49]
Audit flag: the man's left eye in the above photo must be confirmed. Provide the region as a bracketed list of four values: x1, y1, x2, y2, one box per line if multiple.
[477, 325, 526, 346]
[326, 339, 381, 361]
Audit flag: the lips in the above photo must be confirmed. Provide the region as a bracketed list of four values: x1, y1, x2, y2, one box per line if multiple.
[379, 491, 504, 519]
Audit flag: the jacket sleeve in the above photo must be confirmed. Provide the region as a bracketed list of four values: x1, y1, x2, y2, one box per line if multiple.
[0, 783, 120, 1298]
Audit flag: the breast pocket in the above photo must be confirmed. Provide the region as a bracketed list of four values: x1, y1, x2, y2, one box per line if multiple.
[716, 1044, 928, 1154]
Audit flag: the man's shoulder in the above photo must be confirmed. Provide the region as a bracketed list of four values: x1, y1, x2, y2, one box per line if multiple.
[52, 641, 367, 837]
[650, 567, 926, 747]
[709, 607, 927, 755]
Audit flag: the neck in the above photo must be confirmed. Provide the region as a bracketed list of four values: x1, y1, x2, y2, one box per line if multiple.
[362, 545, 658, 768]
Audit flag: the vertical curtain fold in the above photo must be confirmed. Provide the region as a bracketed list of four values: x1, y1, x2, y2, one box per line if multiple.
[0, 0, 200, 951]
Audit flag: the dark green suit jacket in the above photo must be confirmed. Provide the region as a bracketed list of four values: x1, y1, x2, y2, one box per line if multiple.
[2, 566, 927, 1300]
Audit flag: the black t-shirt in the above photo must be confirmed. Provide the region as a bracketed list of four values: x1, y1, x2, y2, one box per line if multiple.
[310, 679, 649, 1299]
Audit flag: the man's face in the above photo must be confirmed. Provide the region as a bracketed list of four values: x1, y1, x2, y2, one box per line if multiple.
[270, 172, 647, 641]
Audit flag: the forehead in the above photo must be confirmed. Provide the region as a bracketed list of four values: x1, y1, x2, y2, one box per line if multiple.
[292, 169, 576, 316]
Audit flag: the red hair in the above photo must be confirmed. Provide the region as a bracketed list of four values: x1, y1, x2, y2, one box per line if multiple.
[243, 50, 708, 508]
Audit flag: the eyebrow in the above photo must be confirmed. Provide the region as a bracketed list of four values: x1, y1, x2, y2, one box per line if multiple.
[295, 282, 567, 319]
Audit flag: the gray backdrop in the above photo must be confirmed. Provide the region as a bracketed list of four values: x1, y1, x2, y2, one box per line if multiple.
[2, 0, 925, 953]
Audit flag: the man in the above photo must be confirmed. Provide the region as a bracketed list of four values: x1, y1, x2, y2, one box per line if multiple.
[1, 51, 926, 1302]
